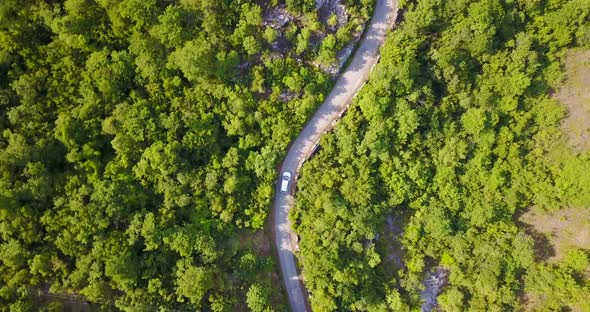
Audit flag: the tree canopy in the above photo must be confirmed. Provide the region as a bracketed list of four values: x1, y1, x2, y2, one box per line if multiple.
[0, 0, 373, 310]
[292, 0, 590, 310]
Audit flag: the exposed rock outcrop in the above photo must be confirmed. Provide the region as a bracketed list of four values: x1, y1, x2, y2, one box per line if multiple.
[421, 267, 450, 312]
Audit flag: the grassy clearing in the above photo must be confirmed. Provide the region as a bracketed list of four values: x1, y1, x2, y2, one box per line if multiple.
[519, 206, 590, 262]
[555, 48, 590, 154]
[526, 48, 590, 261]
[519, 206, 590, 312]
[517, 47, 590, 312]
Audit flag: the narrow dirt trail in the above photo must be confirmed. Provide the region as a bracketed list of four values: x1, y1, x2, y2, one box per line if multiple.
[272, 0, 398, 311]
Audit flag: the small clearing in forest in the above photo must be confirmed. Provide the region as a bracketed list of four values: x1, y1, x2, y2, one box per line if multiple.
[555, 48, 590, 153]
[518, 206, 590, 312]
[519, 206, 590, 262]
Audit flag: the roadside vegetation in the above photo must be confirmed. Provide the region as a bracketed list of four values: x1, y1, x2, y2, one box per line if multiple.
[0, 0, 372, 310]
[292, 0, 590, 310]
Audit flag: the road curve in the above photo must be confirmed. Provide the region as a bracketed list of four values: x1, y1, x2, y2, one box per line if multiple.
[272, 0, 398, 311]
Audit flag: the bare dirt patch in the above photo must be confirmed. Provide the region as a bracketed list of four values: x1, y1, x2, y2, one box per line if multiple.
[518, 206, 590, 262]
[555, 49, 590, 154]
[518, 206, 590, 312]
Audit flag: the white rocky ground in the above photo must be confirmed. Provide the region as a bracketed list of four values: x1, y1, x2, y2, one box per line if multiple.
[263, 0, 363, 76]
[421, 267, 450, 312]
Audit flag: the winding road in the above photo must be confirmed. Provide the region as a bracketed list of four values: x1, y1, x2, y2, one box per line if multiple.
[272, 0, 398, 311]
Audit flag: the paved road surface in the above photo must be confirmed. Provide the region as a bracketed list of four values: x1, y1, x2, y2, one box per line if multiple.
[272, 0, 398, 311]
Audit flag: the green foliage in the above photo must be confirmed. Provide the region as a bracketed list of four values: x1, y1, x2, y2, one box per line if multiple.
[293, 0, 590, 310]
[169, 37, 215, 81]
[263, 27, 278, 44]
[525, 250, 590, 311]
[385, 288, 409, 311]
[0, 0, 376, 309]
[246, 283, 274, 312]
[316, 34, 337, 65]
[328, 14, 338, 27]
[438, 287, 464, 312]
[175, 260, 216, 306]
[286, 0, 316, 14]
[296, 28, 312, 55]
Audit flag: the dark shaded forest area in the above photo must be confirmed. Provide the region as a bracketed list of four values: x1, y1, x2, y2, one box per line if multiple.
[293, 0, 590, 310]
[0, 0, 372, 310]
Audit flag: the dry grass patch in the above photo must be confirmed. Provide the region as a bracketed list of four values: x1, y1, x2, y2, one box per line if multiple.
[519, 206, 590, 262]
[555, 48, 590, 153]
[519, 207, 590, 312]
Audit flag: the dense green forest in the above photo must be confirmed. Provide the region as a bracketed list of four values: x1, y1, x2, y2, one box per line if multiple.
[0, 0, 373, 310]
[292, 0, 590, 311]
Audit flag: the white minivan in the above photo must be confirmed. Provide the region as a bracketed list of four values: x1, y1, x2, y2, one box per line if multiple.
[280, 172, 292, 192]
